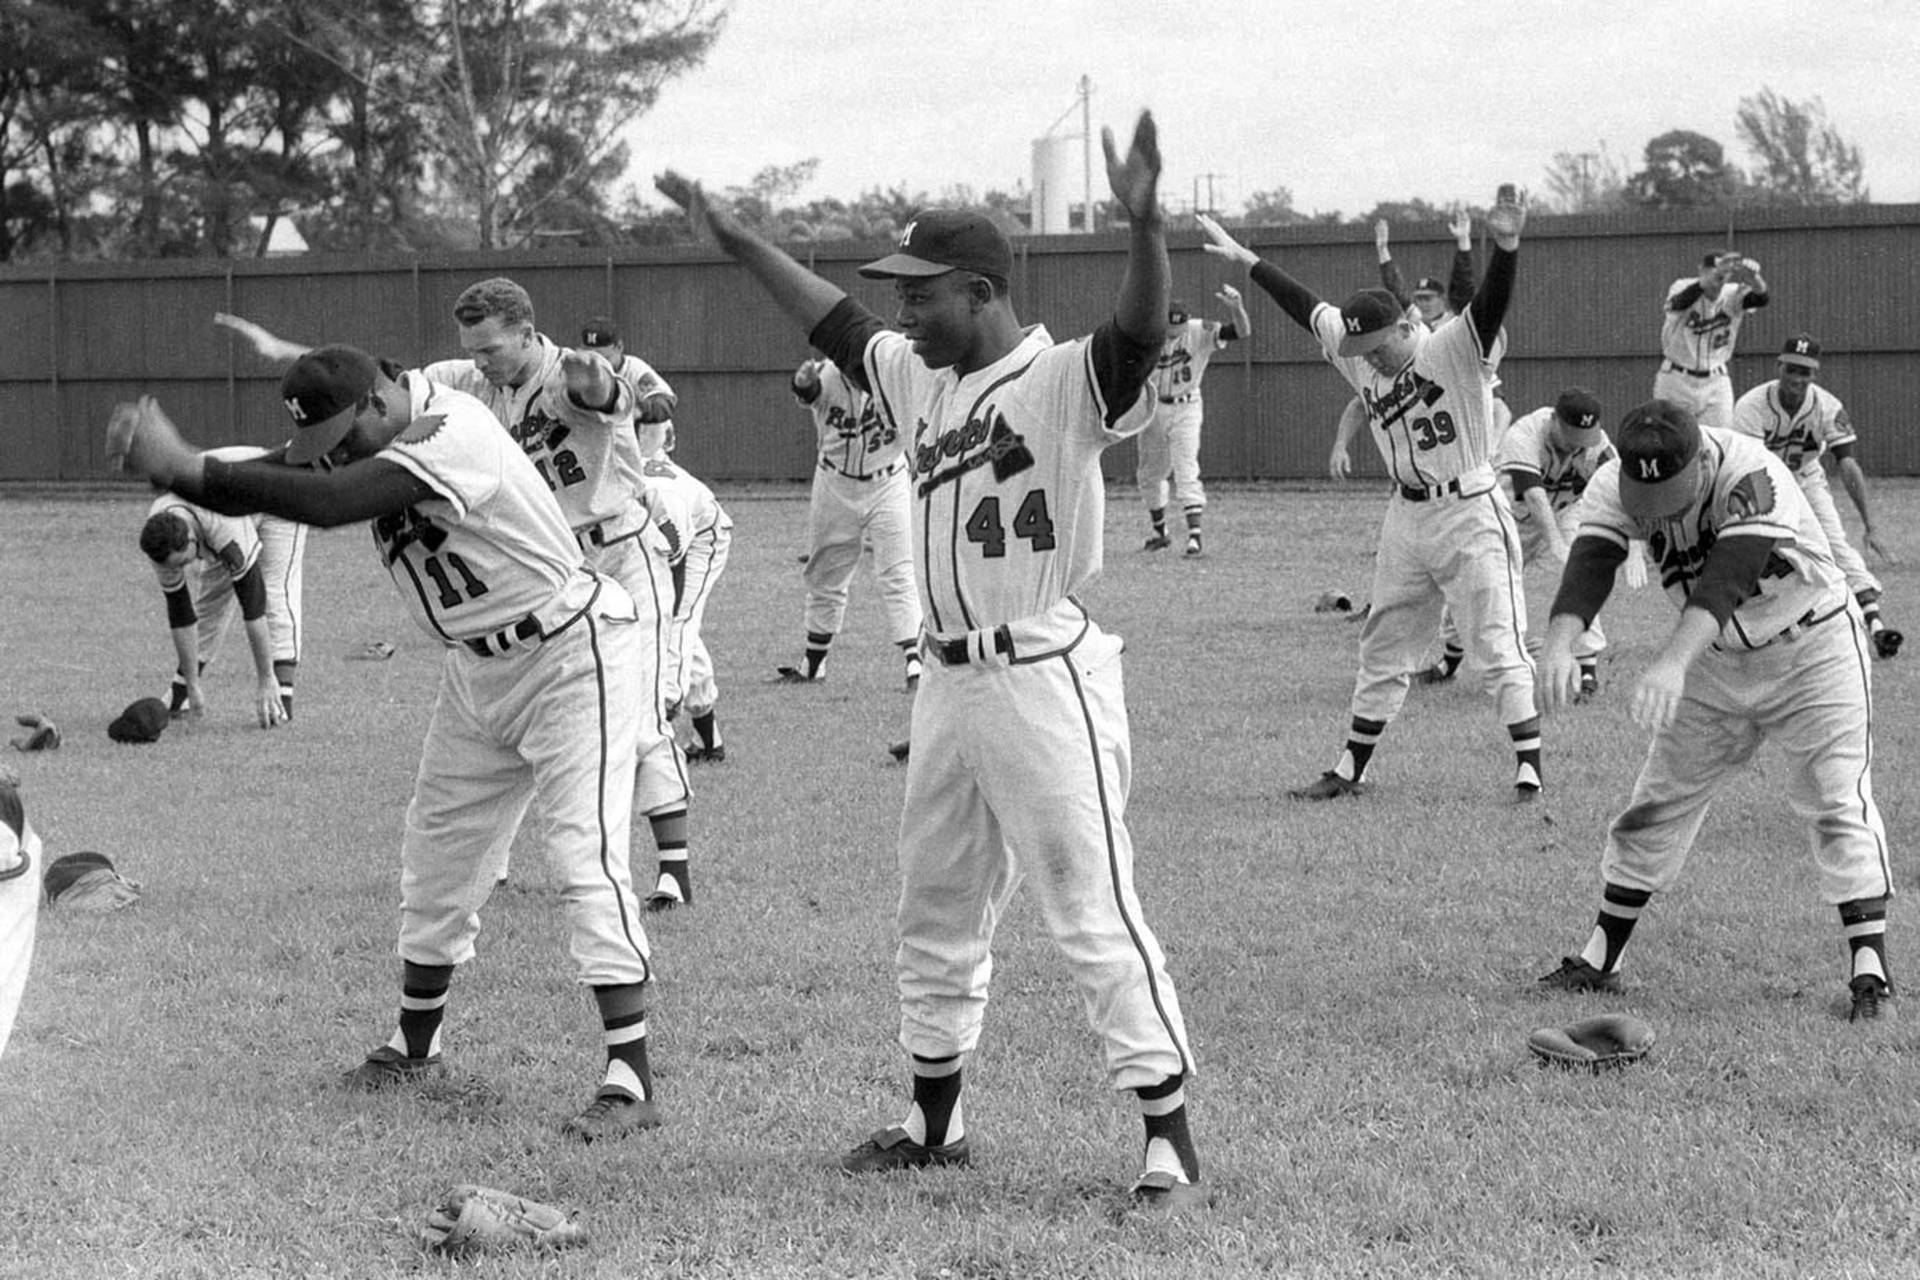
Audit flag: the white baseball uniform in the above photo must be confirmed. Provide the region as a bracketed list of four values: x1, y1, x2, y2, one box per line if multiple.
[792, 359, 921, 647]
[422, 338, 686, 817]
[1570, 429, 1888, 906]
[814, 311, 1193, 1093]
[610, 353, 677, 458]
[0, 785, 42, 1058]
[182, 446, 308, 683]
[1139, 318, 1231, 515]
[1654, 274, 1764, 429]
[1496, 406, 1618, 661]
[639, 452, 732, 717]
[1729, 380, 1881, 600]
[1300, 281, 1537, 732]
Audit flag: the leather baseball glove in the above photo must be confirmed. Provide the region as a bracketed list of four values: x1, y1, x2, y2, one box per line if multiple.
[9, 713, 59, 752]
[420, 1184, 587, 1256]
[1528, 1013, 1654, 1071]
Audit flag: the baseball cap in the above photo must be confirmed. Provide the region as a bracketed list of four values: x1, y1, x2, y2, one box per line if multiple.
[281, 345, 380, 465]
[1616, 399, 1703, 521]
[1168, 299, 1191, 322]
[1779, 333, 1822, 369]
[859, 210, 1013, 282]
[1411, 276, 1445, 297]
[580, 317, 621, 349]
[1334, 289, 1406, 357]
[1553, 387, 1604, 436]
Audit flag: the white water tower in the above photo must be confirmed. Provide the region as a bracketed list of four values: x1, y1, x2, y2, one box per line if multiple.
[1030, 136, 1077, 234]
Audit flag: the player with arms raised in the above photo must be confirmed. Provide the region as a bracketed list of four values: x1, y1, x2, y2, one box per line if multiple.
[654, 111, 1204, 1214]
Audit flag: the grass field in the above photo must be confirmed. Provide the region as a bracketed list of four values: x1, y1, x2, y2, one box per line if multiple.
[2, 480, 1917, 1280]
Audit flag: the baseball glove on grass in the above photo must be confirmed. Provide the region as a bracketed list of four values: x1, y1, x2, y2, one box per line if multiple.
[1528, 1013, 1655, 1071]
[10, 713, 59, 752]
[420, 1184, 587, 1256]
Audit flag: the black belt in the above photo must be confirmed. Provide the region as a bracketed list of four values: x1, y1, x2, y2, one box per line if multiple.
[1663, 360, 1721, 378]
[1778, 599, 1849, 643]
[464, 615, 541, 658]
[579, 520, 643, 548]
[1158, 393, 1196, 405]
[821, 457, 904, 483]
[1398, 477, 1466, 502]
[928, 625, 1014, 666]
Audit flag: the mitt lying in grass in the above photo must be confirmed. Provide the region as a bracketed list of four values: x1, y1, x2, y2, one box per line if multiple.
[1528, 1013, 1655, 1071]
[420, 1184, 587, 1256]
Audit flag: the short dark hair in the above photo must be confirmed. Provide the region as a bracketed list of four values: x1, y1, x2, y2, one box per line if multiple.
[139, 511, 189, 563]
[453, 277, 536, 328]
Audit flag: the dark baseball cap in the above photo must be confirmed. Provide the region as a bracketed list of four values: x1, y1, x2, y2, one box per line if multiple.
[1334, 289, 1406, 357]
[282, 345, 380, 465]
[1616, 399, 1703, 521]
[1553, 387, 1604, 435]
[859, 210, 1013, 282]
[580, 317, 622, 349]
[1411, 276, 1445, 297]
[1779, 333, 1822, 369]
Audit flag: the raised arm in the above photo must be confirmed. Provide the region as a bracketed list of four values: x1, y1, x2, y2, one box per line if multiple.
[1103, 111, 1169, 347]
[1467, 185, 1526, 353]
[1374, 219, 1411, 310]
[1197, 212, 1321, 332]
[213, 313, 311, 364]
[1446, 206, 1476, 315]
[654, 171, 848, 339]
[1216, 284, 1251, 341]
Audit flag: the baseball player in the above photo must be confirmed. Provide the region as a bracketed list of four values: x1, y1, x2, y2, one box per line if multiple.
[1200, 189, 1543, 803]
[783, 355, 923, 687]
[139, 475, 291, 729]
[109, 349, 669, 1138]
[654, 110, 1205, 1214]
[1374, 207, 1475, 328]
[1536, 400, 1893, 1023]
[0, 769, 42, 1059]
[639, 426, 734, 777]
[578, 317, 679, 457]
[1139, 284, 1250, 557]
[1653, 250, 1769, 429]
[1730, 334, 1902, 659]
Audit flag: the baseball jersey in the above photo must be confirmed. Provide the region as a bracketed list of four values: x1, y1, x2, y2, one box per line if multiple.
[1661, 278, 1756, 371]
[1150, 320, 1228, 404]
[146, 493, 260, 590]
[802, 359, 904, 477]
[1729, 381, 1855, 478]
[1311, 303, 1506, 490]
[612, 353, 675, 413]
[369, 376, 587, 644]
[420, 336, 640, 534]
[638, 454, 730, 569]
[0, 783, 40, 1059]
[1575, 428, 1843, 648]
[1497, 407, 1617, 516]
[860, 325, 1151, 633]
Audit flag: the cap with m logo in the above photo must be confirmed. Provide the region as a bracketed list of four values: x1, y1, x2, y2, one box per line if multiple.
[1616, 399, 1704, 521]
[1780, 333, 1822, 369]
[858, 210, 1013, 282]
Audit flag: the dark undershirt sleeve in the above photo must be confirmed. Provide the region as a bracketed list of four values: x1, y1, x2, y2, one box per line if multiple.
[198, 456, 435, 528]
[1828, 440, 1856, 462]
[1468, 246, 1516, 354]
[1447, 247, 1476, 316]
[1090, 320, 1158, 428]
[1744, 290, 1770, 311]
[232, 562, 269, 621]
[1550, 535, 1628, 627]
[164, 585, 196, 629]
[1507, 469, 1542, 501]
[1668, 281, 1705, 312]
[1247, 260, 1322, 332]
[1378, 259, 1411, 310]
[807, 298, 891, 397]
[1217, 322, 1240, 343]
[1686, 535, 1780, 627]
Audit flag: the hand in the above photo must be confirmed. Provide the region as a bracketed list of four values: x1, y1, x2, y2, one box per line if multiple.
[1866, 530, 1898, 565]
[1373, 219, 1390, 252]
[560, 346, 616, 406]
[108, 396, 197, 487]
[1449, 204, 1471, 248]
[1327, 442, 1351, 480]
[793, 359, 822, 390]
[256, 677, 286, 729]
[1629, 657, 1688, 731]
[1216, 283, 1241, 306]
[1486, 185, 1527, 249]
[1624, 547, 1650, 590]
[1538, 646, 1583, 715]
[655, 169, 745, 242]
[1101, 109, 1161, 224]
[1195, 212, 1257, 269]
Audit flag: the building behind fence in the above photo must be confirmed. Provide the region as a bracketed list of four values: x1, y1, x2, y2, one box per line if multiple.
[2, 204, 1915, 484]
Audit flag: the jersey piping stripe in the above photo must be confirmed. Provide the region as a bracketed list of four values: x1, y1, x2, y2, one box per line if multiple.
[387, 543, 461, 647]
[919, 353, 1046, 636]
[1838, 609, 1894, 899]
[274, 526, 306, 661]
[585, 611, 651, 972]
[1061, 651, 1193, 1077]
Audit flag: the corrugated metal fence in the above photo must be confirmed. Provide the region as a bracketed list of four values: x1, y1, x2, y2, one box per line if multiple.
[2, 204, 1915, 483]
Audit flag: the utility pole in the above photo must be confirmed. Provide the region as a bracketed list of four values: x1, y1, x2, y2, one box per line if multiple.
[1078, 75, 1092, 232]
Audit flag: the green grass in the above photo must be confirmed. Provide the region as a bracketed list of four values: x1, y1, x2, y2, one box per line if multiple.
[2, 481, 1917, 1279]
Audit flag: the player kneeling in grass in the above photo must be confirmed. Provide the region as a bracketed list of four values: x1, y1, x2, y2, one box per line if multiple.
[1537, 400, 1895, 1023]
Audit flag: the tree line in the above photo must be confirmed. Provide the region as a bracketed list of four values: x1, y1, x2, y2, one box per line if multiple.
[0, 0, 1872, 269]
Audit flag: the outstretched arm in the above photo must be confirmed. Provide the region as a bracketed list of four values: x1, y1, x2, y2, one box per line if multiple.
[654, 171, 847, 339]
[1103, 111, 1168, 347]
[1197, 213, 1321, 332]
[1446, 207, 1476, 315]
[213, 313, 311, 365]
[1467, 185, 1526, 353]
[1374, 219, 1411, 310]
[1329, 396, 1367, 479]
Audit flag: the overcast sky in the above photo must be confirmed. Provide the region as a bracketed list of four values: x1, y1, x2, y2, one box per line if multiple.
[621, 0, 1918, 219]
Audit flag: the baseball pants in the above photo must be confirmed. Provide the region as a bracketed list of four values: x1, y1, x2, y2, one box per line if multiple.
[1652, 369, 1734, 431]
[1599, 602, 1890, 906]
[1357, 490, 1537, 726]
[1515, 507, 1606, 660]
[1135, 399, 1206, 514]
[1798, 470, 1881, 599]
[400, 583, 653, 987]
[668, 525, 731, 714]
[591, 532, 690, 816]
[0, 793, 41, 1059]
[194, 514, 308, 669]
[894, 608, 1193, 1091]
[804, 468, 921, 645]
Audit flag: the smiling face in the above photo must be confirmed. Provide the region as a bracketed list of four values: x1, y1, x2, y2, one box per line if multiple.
[892, 272, 990, 370]
[1775, 359, 1817, 410]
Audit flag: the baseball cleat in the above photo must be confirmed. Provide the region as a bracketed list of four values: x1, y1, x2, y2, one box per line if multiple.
[1129, 1169, 1207, 1215]
[684, 744, 726, 764]
[772, 665, 822, 684]
[561, 1087, 662, 1143]
[341, 1044, 447, 1090]
[1514, 763, 1543, 803]
[1414, 661, 1457, 686]
[1142, 534, 1171, 552]
[840, 1126, 971, 1174]
[645, 888, 687, 912]
[1288, 771, 1370, 801]
[1184, 533, 1203, 557]
[1849, 975, 1895, 1023]
[887, 739, 911, 763]
[1874, 629, 1903, 660]
[1573, 671, 1599, 704]
[1537, 956, 1621, 993]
